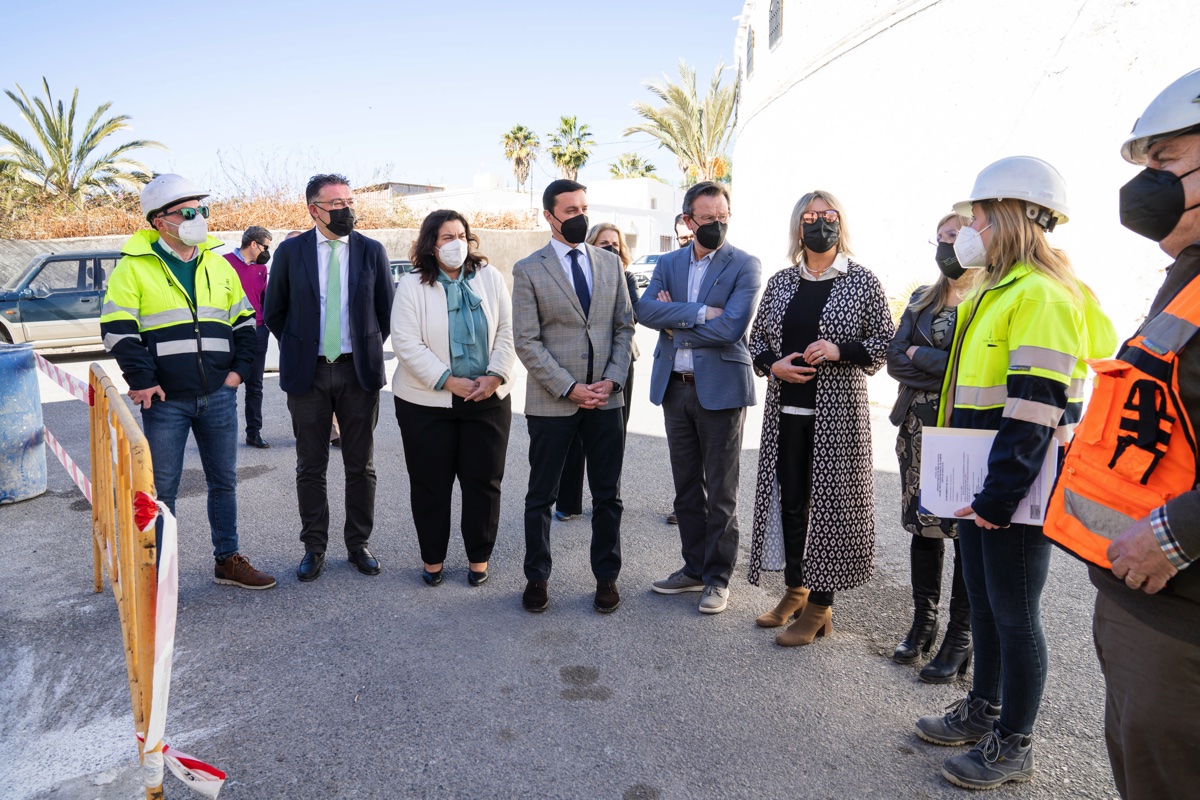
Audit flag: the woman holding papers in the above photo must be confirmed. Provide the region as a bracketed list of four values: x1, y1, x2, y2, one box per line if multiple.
[747, 190, 894, 646]
[913, 158, 1116, 791]
[887, 212, 974, 683]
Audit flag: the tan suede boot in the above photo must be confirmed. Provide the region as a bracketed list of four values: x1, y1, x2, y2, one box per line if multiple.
[775, 602, 832, 646]
[755, 586, 809, 628]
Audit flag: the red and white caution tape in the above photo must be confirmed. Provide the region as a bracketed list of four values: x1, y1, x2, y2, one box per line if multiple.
[137, 495, 227, 798]
[42, 426, 92, 504]
[33, 352, 93, 405]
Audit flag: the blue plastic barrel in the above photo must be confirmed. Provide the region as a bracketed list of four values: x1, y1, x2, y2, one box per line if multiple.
[0, 342, 47, 504]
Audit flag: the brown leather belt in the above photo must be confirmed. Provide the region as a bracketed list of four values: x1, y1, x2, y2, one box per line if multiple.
[671, 372, 696, 384]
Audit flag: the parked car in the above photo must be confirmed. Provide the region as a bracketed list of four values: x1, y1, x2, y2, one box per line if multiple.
[390, 259, 414, 281]
[629, 253, 663, 288]
[0, 250, 122, 348]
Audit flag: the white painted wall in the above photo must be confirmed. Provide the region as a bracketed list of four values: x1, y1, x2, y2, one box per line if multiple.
[731, 0, 1200, 338]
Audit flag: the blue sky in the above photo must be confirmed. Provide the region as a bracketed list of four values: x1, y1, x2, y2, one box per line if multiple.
[0, 0, 742, 196]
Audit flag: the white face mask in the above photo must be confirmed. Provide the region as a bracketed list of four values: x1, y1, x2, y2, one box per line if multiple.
[438, 238, 468, 269]
[953, 224, 991, 269]
[175, 216, 209, 246]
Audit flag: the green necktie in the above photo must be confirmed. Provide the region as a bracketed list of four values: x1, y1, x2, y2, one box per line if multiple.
[323, 240, 342, 361]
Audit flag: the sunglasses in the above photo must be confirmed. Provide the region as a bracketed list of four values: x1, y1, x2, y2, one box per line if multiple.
[160, 205, 210, 221]
[802, 210, 839, 224]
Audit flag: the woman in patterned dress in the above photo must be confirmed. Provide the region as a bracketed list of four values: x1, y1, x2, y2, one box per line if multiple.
[887, 212, 974, 682]
[747, 190, 894, 646]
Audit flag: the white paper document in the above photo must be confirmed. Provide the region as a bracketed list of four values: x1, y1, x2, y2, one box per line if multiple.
[918, 427, 1059, 526]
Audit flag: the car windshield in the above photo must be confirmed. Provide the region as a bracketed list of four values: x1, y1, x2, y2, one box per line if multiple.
[0, 265, 32, 291]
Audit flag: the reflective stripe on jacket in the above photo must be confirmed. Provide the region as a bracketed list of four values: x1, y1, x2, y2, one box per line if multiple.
[100, 230, 257, 398]
[939, 263, 1117, 525]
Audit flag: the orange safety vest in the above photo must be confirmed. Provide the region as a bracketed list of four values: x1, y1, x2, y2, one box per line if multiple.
[1045, 277, 1200, 567]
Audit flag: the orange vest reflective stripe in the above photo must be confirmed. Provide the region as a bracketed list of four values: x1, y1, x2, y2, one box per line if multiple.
[1045, 278, 1200, 568]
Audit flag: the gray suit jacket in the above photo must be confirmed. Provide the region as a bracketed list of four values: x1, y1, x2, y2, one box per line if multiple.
[637, 242, 761, 411]
[512, 241, 635, 417]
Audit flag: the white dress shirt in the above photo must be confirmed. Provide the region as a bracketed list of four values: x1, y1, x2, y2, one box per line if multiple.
[550, 236, 593, 295]
[673, 245, 718, 373]
[316, 227, 352, 355]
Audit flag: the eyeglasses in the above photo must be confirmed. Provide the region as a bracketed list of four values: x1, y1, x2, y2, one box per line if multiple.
[312, 199, 356, 210]
[688, 213, 731, 226]
[677, 235, 694, 244]
[159, 205, 209, 221]
[801, 210, 839, 224]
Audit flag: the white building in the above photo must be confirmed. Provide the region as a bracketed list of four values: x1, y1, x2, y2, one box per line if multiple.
[401, 175, 684, 260]
[731, 0, 1199, 336]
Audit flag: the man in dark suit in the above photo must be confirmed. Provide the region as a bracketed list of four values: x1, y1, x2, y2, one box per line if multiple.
[638, 181, 761, 615]
[264, 174, 395, 582]
[511, 179, 635, 614]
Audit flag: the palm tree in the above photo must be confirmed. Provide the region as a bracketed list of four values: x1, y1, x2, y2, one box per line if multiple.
[547, 115, 594, 181]
[0, 78, 164, 208]
[609, 153, 658, 179]
[623, 60, 737, 185]
[501, 124, 540, 192]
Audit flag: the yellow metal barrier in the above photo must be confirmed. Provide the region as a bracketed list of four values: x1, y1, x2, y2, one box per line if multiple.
[88, 363, 163, 800]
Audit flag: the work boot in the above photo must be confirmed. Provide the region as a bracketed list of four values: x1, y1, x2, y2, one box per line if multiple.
[941, 728, 1035, 789]
[756, 586, 809, 627]
[916, 693, 1000, 746]
[921, 550, 972, 683]
[214, 554, 276, 590]
[775, 602, 832, 646]
[894, 544, 942, 663]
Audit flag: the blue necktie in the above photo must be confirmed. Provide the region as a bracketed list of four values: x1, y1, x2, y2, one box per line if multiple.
[568, 249, 590, 317]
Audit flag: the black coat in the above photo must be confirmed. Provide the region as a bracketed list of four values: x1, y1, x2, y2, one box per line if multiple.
[886, 287, 952, 426]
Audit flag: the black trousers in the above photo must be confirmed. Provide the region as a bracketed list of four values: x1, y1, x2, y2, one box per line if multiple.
[241, 324, 270, 437]
[394, 394, 512, 564]
[662, 380, 745, 588]
[556, 367, 634, 515]
[777, 413, 833, 606]
[524, 407, 624, 582]
[286, 359, 379, 553]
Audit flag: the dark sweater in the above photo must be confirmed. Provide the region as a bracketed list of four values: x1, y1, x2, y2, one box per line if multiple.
[1089, 242, 1200, 645]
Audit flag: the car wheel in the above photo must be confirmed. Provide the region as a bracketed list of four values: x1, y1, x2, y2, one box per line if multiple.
[0, 326, 11, 344]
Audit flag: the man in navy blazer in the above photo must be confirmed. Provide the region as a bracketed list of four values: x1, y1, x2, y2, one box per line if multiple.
[638, 181, 761, 614]
[264, 174, 395, 582]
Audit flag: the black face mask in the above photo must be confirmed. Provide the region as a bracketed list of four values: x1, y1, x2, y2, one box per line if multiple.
[600, 244, 619, 254]
[324, 207, 357, 238]
[693, 220, 728, 250]
[255, 247, 271, 265]
[802, 220, 840, 253]
[1119, 164, 1200, 242]
[553, 212, 589, 245]
[935, 241, 965, 279]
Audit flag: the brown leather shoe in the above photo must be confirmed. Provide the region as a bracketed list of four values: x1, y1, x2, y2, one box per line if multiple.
[756, 586, 809, 628]
[522, 580, 549, 612]
[594, 580, 620, 613]
[214, 554, 276, 590]
[776, 602, 832, 646]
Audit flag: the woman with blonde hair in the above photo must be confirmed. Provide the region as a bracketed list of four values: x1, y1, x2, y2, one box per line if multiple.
[747, 189, 894, 646]
[554, 223, 641, 522]
[914, 157, 1116, 790]
[887, 212, 975, 682]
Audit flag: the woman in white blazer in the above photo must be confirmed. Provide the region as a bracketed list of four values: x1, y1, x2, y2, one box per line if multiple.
[391, 210, 515, 588]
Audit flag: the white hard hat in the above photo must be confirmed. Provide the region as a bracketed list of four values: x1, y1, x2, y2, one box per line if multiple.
[140, 174, 209, 222]
[953, 155, 1070, 227]
[1122, 68, 1200, 165]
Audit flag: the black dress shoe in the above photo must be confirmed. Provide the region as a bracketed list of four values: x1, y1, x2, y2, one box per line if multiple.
[422, 568, 444, 587]
[522, 580, 549, 612]
[468, 569, 489, 587]
[594, 579, 620, 613]
[246, 434, 270, 449]
[330, 437, 341, 448]
[297, 552, 325, 582]
[348, 548, 381, 576]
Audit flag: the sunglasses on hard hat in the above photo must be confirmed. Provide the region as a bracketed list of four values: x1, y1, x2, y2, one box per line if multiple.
[159, 205, 210, 222]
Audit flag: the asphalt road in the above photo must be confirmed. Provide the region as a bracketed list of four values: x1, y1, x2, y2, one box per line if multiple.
[1, 336, 1118, 800]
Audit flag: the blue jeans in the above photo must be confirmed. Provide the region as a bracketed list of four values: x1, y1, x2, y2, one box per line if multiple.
[141, 384, 239, 560]
[958, 520, 1052, 735]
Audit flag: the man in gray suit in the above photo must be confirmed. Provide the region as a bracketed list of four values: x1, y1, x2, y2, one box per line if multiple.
[639, 181, 761, 614]
[512, 179, 636, 614]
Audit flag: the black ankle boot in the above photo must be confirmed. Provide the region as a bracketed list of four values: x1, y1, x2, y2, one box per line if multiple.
[921, 544, 972, 683]
[894, 544, 942, 664]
